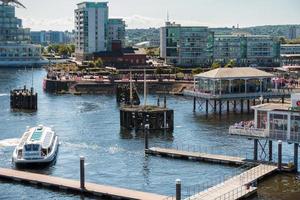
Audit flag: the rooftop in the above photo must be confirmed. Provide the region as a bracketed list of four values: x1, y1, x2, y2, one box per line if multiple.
[194, 67, 275, 80]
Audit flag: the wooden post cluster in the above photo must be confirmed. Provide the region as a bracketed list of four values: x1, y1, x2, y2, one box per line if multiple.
[10, 86, 37, 111]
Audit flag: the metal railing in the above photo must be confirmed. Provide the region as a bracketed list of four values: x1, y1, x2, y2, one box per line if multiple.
[229, 126, 269, 138]
[157, 143, 247, 159]
[183, 90, 290, 99]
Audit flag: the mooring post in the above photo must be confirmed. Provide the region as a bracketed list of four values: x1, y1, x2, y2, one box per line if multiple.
[206, 100, 209, 114]
[253, 99, 256, 106]
[278, 140, 282, 171]
[247, 99, 250, 113]
[214, 100, 217, 113]
[80, 156, 85, 189]
[294, 143, 299, 172]
[233, 100, 236, 112]
[144, 124, 149, 150]
[157, 98, 160, 107]
[269, 140, 273, 162]
[176, 179, 181, 200]
[254, 139, 258, 161]
[240, 99, 244, 113]
[282, 97, 285, 104]
[193, 97, 196, 112]
[267, 98, 270, 103]
[226, 101, 230, 113]
[164, 96, 167, 108]
[219, 100, 222, 115]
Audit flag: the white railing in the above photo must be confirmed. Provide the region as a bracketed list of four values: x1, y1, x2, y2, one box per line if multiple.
[183, 90, 290, 99]
[229, 126, 269, 138]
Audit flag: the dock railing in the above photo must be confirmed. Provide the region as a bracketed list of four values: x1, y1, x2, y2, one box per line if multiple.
[179, 163, 253, 199]
[229, 126, 269, 138]
[156, 143, 248, 159]
[183, 90, 290, 100]
[230, 126, 300, 144]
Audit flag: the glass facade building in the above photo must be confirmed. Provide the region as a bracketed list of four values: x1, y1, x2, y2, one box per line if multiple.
[160, 22, 213, 66]
[0, 3, 42, 65]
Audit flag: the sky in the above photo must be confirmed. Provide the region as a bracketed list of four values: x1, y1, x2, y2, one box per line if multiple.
[14, 0, 300, 31]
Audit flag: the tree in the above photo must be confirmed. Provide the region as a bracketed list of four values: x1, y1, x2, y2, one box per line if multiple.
[192, 68, 203, 75]
[211, 61, 221, 69]
[224, 60, 236, 68]
[94, 58, 103, 68]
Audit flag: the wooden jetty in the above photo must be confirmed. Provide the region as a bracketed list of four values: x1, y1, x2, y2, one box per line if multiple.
[0, 168, 167, 200]
[187, 164, 277, 200]
[145, 147, 246, 166]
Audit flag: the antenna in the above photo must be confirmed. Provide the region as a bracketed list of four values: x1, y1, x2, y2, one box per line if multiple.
[166, 10, 170, 22]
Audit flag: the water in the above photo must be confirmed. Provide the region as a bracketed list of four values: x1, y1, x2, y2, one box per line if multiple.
[0, 68, 299, 200]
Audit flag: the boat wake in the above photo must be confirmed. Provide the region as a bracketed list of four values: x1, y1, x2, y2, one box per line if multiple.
[0, 138, 20, 148]
[0, 93, 8, 97]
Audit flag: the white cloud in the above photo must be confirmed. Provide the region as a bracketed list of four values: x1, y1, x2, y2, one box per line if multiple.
[21, 17, 74, 31]
[20, 14, 218, 31]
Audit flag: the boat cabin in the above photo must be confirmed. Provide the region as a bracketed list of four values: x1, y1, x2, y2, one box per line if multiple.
[16, 125, 55, 160]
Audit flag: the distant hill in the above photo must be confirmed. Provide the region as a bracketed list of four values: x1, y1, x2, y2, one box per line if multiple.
[125, 25, 300, 45]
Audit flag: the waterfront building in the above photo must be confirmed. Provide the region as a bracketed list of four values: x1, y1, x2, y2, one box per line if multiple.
[289, 26, 297, 40]
[75, 2, 126, 61]
[281, 44, 300, 55]
[213, 34, 280, 67]
[192, 67, 275, 96]
[75, 2, 109, 61]
[107, 18, 126, 50]
[0, 1, 45, 66]
[160, 21, 214, 67]
[31, 30, 75, 45]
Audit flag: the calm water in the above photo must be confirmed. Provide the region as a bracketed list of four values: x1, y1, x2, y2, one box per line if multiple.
[0, 68, 299, 200]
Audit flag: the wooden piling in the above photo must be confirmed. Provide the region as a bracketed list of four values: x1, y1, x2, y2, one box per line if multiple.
[294, 143, 298, 172]
[80, 156, 85, 189]
[278, 140, 282, 171]
[176, 179, 181, 200]
[269, 141, 273, 162]
[254, 139, 258, 161]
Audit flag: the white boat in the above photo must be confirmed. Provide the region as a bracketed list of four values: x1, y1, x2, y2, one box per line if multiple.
[12, 125, 59, 165]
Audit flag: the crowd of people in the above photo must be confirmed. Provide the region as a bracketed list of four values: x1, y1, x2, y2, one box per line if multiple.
[233, 121, 255, 129]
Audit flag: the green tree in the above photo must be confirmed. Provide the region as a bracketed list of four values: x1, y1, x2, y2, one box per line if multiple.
[192, 68, 203, 75]
[211, 61, 221, 69]
[94, 58, 103, 68]
[224, 60, 236, 68]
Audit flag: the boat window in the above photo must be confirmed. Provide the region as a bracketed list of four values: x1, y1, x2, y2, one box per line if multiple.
[25, 144, 32, 151]
[32, 144, 39, 151]
[257, 111, 267, 129]
[269, 113, 288, 140]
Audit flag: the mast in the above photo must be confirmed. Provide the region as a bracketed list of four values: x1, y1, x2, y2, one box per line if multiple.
[144, 68, 147, 106]
[129, 70, 133, 106]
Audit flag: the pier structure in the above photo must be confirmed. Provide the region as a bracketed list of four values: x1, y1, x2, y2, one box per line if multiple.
[0, 158, 167, 200]
[10, 86, 37, 111]
[184, 67, 291, 115]
[229, 94, 300, 172]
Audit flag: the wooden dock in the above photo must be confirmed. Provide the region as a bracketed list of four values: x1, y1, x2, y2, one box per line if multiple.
[187, 164, 277, 200]
[146, 147, 246, 166]
[0, 168, 168, 200]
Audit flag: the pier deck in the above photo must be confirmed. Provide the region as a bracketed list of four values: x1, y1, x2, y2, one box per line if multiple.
[0, 168, 167, 200]
[187, 164, 277, 200]
[146, 147, 246, 166]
